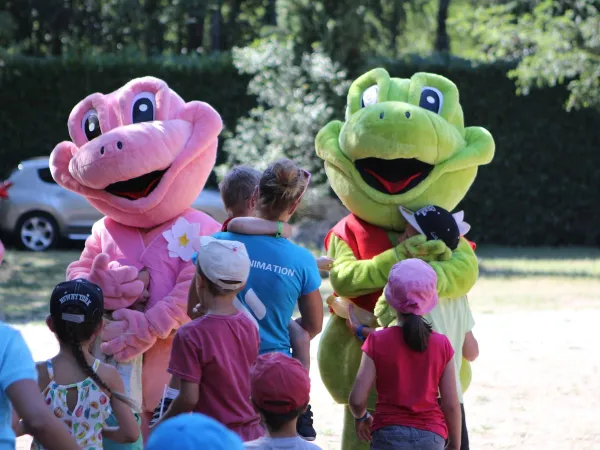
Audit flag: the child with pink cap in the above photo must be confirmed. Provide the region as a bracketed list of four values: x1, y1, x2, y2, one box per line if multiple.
[349, 259, 461, 450]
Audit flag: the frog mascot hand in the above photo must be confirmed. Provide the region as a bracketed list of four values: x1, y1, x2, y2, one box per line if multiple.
[316, 69, 494, 450]
[49, 77, 223, 438]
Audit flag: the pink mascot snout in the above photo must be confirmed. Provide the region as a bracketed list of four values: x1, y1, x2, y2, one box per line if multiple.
[50, 77, 223, 434]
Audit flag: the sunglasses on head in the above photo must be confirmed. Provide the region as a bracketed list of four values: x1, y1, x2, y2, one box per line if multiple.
[293, 168, 311, 206]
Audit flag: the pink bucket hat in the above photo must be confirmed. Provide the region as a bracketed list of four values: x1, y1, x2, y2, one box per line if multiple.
[384, 259, 438, 316]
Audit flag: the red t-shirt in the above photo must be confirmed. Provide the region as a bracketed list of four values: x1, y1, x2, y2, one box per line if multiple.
[168, 312, 264, 441]
[362, 327, 454, 438]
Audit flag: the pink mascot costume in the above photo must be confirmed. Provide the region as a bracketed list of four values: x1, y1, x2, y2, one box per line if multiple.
[49, 77, 222, 436]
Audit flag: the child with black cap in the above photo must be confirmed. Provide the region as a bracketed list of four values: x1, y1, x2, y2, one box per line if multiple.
[347, 205, 479, 450]
[14, 279, 141, 449]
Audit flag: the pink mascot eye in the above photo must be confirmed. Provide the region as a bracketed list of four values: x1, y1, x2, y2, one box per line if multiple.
[82, 109, 102, 141]
[132, 92, 156, 124]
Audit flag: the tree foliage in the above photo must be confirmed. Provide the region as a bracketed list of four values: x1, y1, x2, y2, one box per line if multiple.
[221, 38, 350, 191]
[452, 0, 600, 110]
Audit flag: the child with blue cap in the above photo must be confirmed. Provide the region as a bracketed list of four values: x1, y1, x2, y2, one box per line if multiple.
[147, 414, 243, 450]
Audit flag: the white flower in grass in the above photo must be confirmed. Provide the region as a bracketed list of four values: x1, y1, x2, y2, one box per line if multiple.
[162, 217, 201, 261]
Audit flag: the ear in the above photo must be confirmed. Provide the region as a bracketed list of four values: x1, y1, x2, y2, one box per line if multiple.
[49, 141, 97, 196]
[46, 315, 54, 332]
[249, 188, 259, 209]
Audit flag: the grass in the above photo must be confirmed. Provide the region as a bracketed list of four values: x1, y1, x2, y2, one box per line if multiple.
[3, 246, 598, 323]
[5, 246, 600, 450]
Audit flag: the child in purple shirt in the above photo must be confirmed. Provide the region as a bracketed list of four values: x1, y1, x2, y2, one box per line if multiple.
[150, 237, 263, 441]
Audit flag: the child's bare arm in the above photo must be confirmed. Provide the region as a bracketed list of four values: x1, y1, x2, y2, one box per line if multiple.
[226, 217, 292, 237]
[288, 320, 310, 369]
[7, 380, 81, 450]
[101, 365, 140, 443]
[439, 359, 462, 450]
[154, 380, 199, 427]
[462, 331, 479, 361]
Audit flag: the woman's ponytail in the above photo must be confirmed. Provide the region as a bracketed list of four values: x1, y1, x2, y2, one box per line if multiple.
[402, 313, 432, 352]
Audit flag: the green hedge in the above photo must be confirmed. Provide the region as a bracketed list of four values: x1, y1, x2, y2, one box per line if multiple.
[0, 53, 254, 187]
[1, 54, 598, 245]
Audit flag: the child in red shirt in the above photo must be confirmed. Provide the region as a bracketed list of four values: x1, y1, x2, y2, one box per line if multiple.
[150, 237, 264, 442]
[349, 259, 461, 450]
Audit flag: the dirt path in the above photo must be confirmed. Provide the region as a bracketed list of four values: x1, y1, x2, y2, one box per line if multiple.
[15, 309, 600, 449]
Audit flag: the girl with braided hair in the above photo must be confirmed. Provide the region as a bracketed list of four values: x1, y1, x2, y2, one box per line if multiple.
[14, 279, 140, 449]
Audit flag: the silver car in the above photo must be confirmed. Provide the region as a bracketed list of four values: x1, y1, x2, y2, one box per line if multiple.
[0, 157, 227, 251]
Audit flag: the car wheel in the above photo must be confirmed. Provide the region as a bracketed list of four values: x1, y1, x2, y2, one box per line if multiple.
[16, 213, 59, 252]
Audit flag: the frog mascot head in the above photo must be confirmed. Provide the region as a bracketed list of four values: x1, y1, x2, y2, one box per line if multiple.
[316, 69, 494, 449]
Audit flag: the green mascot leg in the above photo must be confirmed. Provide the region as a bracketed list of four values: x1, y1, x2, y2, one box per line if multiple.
[342, 406, 371, 450]
[318, 315, 377, 450]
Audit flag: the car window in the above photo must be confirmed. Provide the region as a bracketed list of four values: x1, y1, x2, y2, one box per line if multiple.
[37, 168, 57, 184]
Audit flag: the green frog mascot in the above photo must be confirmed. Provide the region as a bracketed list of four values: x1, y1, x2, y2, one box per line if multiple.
[316, 68, 495, 450]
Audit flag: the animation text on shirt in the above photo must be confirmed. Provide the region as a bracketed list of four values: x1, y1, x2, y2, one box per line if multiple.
[316, 69, 495, 450]
[50, 77, 223, 423]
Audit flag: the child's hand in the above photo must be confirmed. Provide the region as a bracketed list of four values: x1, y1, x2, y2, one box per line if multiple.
[138, 269, 150, 301]
[316, 256, 334, 271]
[355, 413, 373, 441]
[345, 303, 361, 335]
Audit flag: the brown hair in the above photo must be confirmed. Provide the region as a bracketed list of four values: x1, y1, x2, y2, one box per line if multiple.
[402, 313, 432, 352]
[195, 262, 241, 297]
[257, 159, 308, 219]
[254, 402, 308, 432]
[219, 166, 261, 211]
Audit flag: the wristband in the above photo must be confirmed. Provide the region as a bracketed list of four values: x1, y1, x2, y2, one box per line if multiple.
[276, 221, 283, 238]
[355, 325, 365, 342]
[355, 411, 370, 422]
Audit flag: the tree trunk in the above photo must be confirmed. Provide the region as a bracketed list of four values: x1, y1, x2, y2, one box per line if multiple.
[389, 0, 401, 55]
[210, 0, 223, 53]
[265, 0, 277, 26]
[186, 4, 206, 51]
[224, 0, 242, 49]
[435, 0, 451, 53]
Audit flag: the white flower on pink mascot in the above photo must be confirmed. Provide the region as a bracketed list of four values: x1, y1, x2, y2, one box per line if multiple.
[50, 77, 222, 434]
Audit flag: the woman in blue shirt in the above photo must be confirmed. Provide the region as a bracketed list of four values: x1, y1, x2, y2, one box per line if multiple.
[213, 159, 323, 439]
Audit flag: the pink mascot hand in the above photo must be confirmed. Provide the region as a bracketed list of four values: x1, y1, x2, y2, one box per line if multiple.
[87, 253, 144, 309]
[100, 309, 157, 362]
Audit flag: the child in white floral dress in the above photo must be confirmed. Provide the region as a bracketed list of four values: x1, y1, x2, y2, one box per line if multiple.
[15, 279, 140, 450]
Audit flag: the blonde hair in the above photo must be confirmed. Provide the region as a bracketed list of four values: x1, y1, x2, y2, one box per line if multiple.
[219, 166, 261, 211]
[257, 159, 308, 219]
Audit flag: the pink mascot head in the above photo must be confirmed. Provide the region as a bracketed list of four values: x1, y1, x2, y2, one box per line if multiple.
[50, 77, 222, 227]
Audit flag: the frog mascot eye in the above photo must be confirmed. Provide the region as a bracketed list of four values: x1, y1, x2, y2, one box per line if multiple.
[360, 85, 379, 108]
[419, 86, 443, 114]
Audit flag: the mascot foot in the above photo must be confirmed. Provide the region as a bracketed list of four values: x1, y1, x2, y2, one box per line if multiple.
[342, 405, 371, 450]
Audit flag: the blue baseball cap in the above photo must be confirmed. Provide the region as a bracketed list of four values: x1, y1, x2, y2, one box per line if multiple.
[147, 414, 244, 450]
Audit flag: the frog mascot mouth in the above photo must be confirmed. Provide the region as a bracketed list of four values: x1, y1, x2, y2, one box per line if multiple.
[316, 68, 494, 450]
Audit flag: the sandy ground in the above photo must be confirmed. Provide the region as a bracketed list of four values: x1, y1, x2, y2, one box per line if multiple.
[14, 308, 600, 450]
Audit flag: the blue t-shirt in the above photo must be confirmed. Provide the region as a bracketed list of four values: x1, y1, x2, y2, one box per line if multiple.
[212, 233, 321, 354]
[0, 322, 37, 450]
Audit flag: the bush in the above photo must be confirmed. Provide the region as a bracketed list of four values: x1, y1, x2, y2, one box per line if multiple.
[0, 53, 255, 187]
[222, 38, 350, 194]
